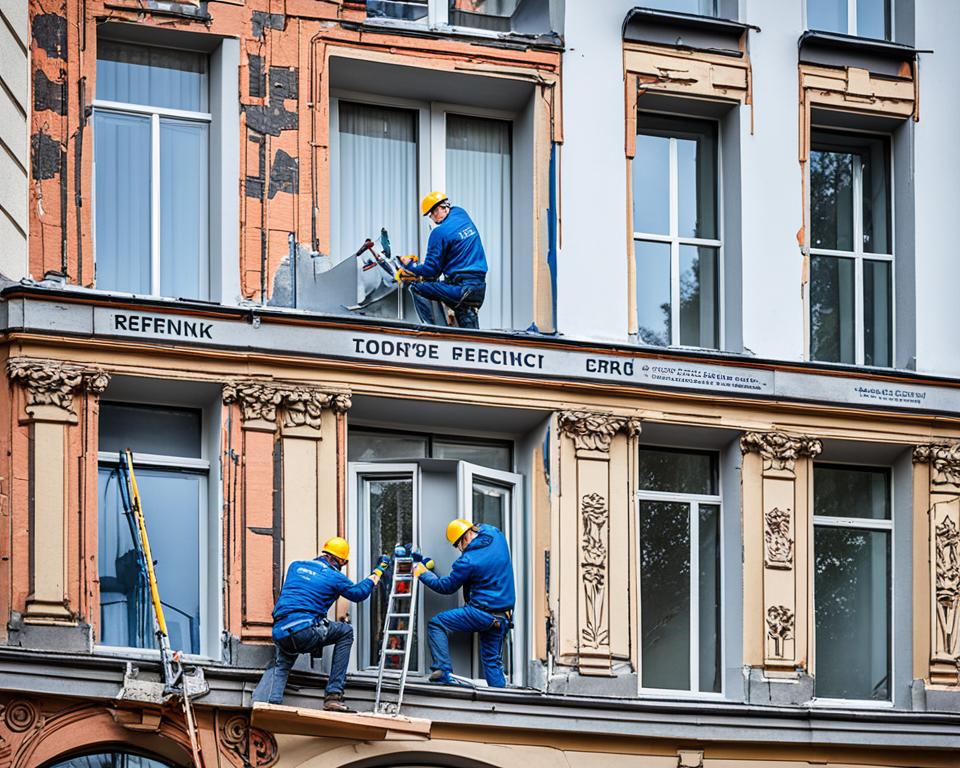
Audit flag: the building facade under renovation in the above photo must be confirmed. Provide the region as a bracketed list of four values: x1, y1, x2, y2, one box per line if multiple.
[1, 0, 960, 765]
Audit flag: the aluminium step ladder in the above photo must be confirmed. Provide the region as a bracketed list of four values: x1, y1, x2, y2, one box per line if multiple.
[373, 547, 419, 715]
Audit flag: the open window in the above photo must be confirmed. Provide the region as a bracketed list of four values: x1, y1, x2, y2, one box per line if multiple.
[364, 0, 560, 37]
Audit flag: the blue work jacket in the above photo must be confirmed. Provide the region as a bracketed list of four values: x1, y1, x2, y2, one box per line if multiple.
[271, 556, 375, 640]
[420, 524, 515, 611]
[406, 206, 487, 280]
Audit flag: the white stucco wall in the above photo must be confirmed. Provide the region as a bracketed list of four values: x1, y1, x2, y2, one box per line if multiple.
[913, 0, 960, 377]
[0, 0, 29, 281]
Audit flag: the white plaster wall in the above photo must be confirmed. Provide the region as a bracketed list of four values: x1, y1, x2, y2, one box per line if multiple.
[738, 0, 805, 360]
[0, 0, 29, 281]
[914, 0, 960, 377]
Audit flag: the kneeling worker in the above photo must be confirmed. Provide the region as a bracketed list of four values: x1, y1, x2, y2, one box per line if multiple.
[397, 192, 488, 329]
[414, 519, 515, 687]
[252, 537, 390, 711]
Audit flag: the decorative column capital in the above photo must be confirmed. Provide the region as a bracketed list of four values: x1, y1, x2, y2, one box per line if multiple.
[914, 443, 960, 487]
[223, 380, 351, 431]
[740, 431, 822, 474]
[6, 357, 110, 417]
[557, 410, 641, 453]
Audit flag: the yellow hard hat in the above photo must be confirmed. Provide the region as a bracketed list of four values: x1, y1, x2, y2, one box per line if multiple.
[321, 536, 350, 561]
[420, 191, 448, 216]
[446, 518, 473, 547]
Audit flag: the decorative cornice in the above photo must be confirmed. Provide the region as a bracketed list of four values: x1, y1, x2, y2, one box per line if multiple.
[914, 443, 960, 486]
[557, 410, 641, 453]
[6, 357, 110, 414]
[740, 431, 822, 473]
[222, 380, 351, 430]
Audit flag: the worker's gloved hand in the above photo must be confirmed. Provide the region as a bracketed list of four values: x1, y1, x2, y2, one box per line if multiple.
[399, 255, 418, 266]
[413, 562, 427, 578]
[394, 268, 416, 283]
[375, 554, 391, 574]
[411, 549, 435, 570]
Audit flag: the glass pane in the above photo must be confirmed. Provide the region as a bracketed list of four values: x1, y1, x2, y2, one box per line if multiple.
[638, 448, 718, 495]
[635, 240, 671, 346]
[857, 0, 890, 39]
[679, 245, 719, 348]
[98, 465, 202, 653]
[433, 439, 511, 471]
[810, 255, 855, 364]
[49, 753, 177, 768]
[365, 477, 415, 670]
[97, 40, 207, 111]
[861, 138, 891, 254]
[636, 0, 717, 14]
[807, 0, 846, 32]
[699, 503, 721, 693]
[348, 431, 428, 462]
[810, 149, 854, 251]
[339, 102, 418, 282]
[449, 0, 519, 31]
[365, 0, 429, 21]
[472, 479, 508, 531]
[815, 526, 890, 700]
[446, 114, 511, 329]
[160, 119, 208, 300]
[94, 111, 151, 294]
[640, 501, 690, 690]
[633, 133, 670, 236]
[863, 259, 892, 367]
[677, 130, 717, 240]
[815, 465, 890, 520]
[100, 403, 202, 458]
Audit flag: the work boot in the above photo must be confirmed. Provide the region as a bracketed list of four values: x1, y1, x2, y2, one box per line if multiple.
[428, 670, 449, 683]
[323, 692, 355, 713]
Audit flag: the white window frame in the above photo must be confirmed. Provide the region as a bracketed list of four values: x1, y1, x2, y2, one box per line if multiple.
[95, 449, 211, 659]
[330, 89, 516, 329]
[361, 0, 526, 39]
[808, 130, 895, 367]
[633, 116, 724, 350]
[636, 469, 724, 699]
[805, 0, 894, 39]
[811, 462, 894, 707]
[92, 77, 212, 299]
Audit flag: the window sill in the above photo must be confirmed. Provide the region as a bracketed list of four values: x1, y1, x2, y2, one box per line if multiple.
[799, 30, 922, 61]
[354, 17, 562, 48]
[811, 697, 895, 709]
[94, 645, 218, 666]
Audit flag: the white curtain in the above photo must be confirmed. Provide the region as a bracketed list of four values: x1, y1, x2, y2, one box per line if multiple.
[338, 102, 418, 301]
[446, 114, 511, 329]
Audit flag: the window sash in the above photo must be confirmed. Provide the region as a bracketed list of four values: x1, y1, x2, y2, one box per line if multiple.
[637, 490, 723, 697]
[807, 0, 892, 39]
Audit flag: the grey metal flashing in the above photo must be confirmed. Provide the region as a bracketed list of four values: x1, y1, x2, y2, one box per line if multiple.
[623, 7, 759, 36]
[799, 30, 926, 58]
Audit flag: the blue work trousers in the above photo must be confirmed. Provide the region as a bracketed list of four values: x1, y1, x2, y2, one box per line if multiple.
[251, 620, 353, 704]
[427, 605, 510, 687]
[409, 279, 485, 329]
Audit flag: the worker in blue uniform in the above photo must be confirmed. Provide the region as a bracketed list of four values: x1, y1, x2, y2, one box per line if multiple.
[252, 536, 390, 711]
[397, 192, 488, 329]
[414, 518, 515, 687]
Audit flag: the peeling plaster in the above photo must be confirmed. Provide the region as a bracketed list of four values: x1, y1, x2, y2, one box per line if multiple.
[32, 13, 66, 58]
[31, 131, 63, 180]
[34, 70, 65, 115]
[268, 150, 298, 198]
[251, 10, 284, 39]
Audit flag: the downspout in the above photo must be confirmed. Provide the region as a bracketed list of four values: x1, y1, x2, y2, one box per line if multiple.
[547, 142, 558, 333]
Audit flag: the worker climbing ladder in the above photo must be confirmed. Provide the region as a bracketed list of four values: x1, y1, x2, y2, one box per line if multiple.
[373, 546, 419, 715]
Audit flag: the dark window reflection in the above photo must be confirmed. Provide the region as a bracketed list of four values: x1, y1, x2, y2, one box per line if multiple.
[638, 448, 718, 495]
[48, 752, 178, 768]
[814, 464, 890, 520]
[810, 254, 855, 364]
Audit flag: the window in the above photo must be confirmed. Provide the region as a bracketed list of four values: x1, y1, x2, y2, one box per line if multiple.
[807, 0, 892, 40]
[809, 130, 892, 367]
[813, 464, 891, 701]
[97, 403, 208, 655]
[637, 448, 721, 694]
[94, 40, 210, 299]
[638, 0, 718, 15]
[48, 752, 178, 768]
[633, 114, 720, 349]
[334, 100, 513, 329]
[348, 428, 512, 471]
[365, 0, 530, 33]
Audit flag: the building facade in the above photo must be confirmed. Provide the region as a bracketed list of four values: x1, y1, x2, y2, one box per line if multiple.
[1, 0, 960, 765]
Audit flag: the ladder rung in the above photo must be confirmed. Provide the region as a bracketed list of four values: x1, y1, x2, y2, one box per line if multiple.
[386, 629, 412, 635]
[382, 649, 406, 655]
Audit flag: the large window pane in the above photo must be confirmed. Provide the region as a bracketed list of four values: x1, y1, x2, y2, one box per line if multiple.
[94, 111, 151, 294]
[635, 241, 671, 346]
[49, 752, 177, 768]
[446, 114, 511, 329]
[814, 465, 890, 520]
[863, 259, 892, 367]
[810, 255, 855, 364]
[679, 245, 718, 348]
[633, 133, 670, 236]
[433, 439, 511, 471]
[639, 0, 717, 14]
[98, 465, 202, 654]
[638, 448, 717, 495]
[449, 0, 518, 31]
[699, 503, 721, 693]
[97, 40, 207, 112]
[677, 129, 717, 240]
[472, 479, 508, 530]
[339, 102, 418, 281]
[857, 0, 891, 40]
[160, 119, 208, 300]
[861, 138, 891, 254]
[100, 403, 202, 458]
[348, 431, 428, 462]
[814, 526, 890, 699]
[807, 0, 846, 32]
[810, 149, 854, 251]
[365, 0, 428, 20]
[640, 501, 690, 690]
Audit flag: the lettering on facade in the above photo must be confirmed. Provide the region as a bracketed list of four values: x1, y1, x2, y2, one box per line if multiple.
[854, 385, 928, 406]
[114, 314, 213, 340]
